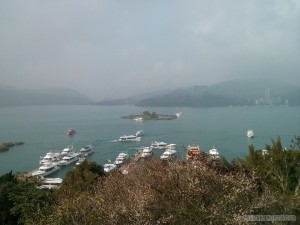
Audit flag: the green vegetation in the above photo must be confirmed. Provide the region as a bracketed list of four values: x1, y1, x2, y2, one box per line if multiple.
[245, 137, 300, 195]
[0, 137, 299, 224]
[0, 172, 54, 225]
[0, 144, 9, 151]
[0, 141, 24, 152]
[121, 111, 178, 120]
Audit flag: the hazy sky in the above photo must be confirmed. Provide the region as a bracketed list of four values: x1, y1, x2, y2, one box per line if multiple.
[1, 0, 299, 100]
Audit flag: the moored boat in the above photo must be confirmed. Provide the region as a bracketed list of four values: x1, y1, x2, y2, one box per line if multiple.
[186, 145, 201, 161]
[141, 147, 153, 158]
[104, 163, 117, 173]
[39, 177, 63, 189]
[160, 149, 177, 160]
[151, 141, 168, 149]
[75, 157, 85, 166]
[115, 152, 129, 165]
[208, 146, 220, 159]
[39, 151, 62, 165]
[79, 145, 94, 156]
[58, 152, 79, 166]
[166, 143, 176, 149]
[31, 163, 60, 177]
[61, 145, 74, 156]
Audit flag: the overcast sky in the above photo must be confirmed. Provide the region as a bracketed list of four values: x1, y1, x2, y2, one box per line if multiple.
[1, 0, 299, 100]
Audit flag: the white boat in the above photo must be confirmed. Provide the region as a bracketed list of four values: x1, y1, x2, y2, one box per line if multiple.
[115, 152, 129, 165]
[104, 163, 117, 173]
[166, 144, 176, 149]
[160, 149, 177, 160]
[43, 177, 63, 185]
[247, 130, 254, 138]
[134, 117, 143, 121]
[79, 145, 94, 156]
[136, 130, 144, 137]
[31, 163, 60, 177]
[39, 151, 62, 165]
[76, 157, 86, 166]
[208, 146, 220, 159]
[40, 177, 63, 189]
[262, 149, 268, 156]
[61, 145, 74, 156]
[176, 112, 182, 118]
[141, 147, 153, 158]
[151, 141, 168, 149]
[58, 152, 79, 166]
[118, 135, 141, 142]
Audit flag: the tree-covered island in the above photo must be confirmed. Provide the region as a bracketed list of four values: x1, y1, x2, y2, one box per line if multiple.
[121, 111, 178, 120]
[0, 141, 24, 152]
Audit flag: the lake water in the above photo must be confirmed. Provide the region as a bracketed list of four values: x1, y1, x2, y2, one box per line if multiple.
[0, 105, 299, 177]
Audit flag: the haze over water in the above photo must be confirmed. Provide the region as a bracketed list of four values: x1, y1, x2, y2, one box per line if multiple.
[0, 105, 299, 177]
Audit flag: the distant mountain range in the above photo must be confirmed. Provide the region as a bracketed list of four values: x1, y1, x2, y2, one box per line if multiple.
[0, 85, 92, 107]
[2, 79, 300, 107]
[96, 79, 300, 107]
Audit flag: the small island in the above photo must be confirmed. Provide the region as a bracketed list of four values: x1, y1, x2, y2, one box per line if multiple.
[121, 111, 178, 120]
[0, 141, 24, 152]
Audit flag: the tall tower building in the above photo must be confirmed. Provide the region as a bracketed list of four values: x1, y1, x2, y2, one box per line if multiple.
[264, 88, 271, 105]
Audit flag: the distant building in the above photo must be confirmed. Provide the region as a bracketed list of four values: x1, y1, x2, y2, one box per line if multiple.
[264, 88, 272, 105]
[255, 88, 287, 106]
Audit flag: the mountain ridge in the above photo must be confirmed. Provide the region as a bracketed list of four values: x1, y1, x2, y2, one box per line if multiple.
[0, 85, 92, 107]
[96, 79, 300, 107]
[1, 79, 299, 107]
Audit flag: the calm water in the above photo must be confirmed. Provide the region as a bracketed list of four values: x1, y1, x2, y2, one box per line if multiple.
[0, 105, 299, 177]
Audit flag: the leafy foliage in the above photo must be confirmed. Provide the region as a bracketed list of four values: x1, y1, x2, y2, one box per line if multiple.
[0, 171, 19, 225]
[59, 160, 105, 195]
[0, 172, 54, 225]
[8, 177, 55, 225]
[245, 137, 300, 195]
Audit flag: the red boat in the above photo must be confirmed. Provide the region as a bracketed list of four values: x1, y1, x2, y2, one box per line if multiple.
[67, 128, 76, 136]
[186, 145, 200, 161]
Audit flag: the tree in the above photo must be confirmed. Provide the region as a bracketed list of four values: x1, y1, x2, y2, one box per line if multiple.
[8, 177, 55, 225]
[0, 172, 55, 225]
[245, 137, 300, 195]
[0, 171, 19, 225]
[26, 156, 300, 224]
[290, 135, 300, 150]
[59, 160, 105, 195]
[36, 161, 106, 225]
[93, 158, 283, 224]
[142, 111, 151, 117]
